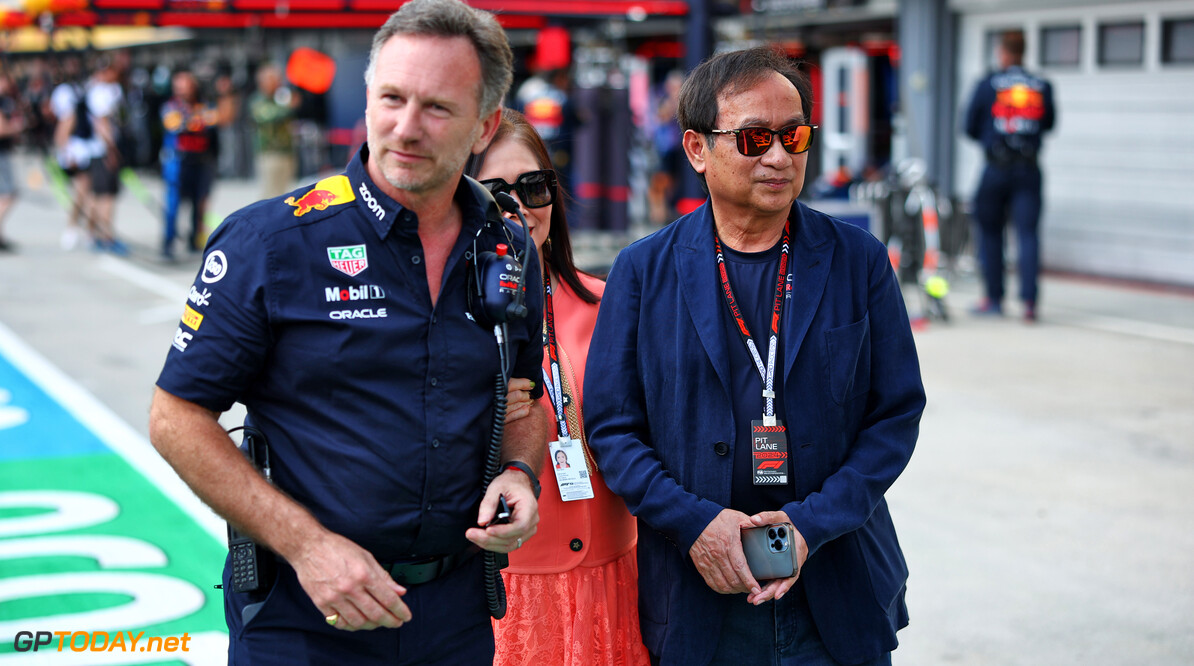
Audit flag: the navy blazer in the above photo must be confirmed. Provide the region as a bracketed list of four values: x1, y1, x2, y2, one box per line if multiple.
[584, 200, 925, 665]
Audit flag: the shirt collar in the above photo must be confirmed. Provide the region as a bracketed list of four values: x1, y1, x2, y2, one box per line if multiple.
[347, 144, 491, 241]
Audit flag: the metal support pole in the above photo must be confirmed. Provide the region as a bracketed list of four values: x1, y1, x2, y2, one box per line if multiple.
[897, 0, 955, 191]
[678, 0, 712, 212]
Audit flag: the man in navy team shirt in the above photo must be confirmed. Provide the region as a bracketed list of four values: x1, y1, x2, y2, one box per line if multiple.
[148, 1, 547, 663]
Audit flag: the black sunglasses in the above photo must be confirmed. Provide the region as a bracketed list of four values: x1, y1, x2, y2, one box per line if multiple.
[479, 169, 557, 209]
[709, 124, 818, 157]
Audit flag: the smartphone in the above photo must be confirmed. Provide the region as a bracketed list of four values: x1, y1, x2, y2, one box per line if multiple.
[486, 495, 512, 527]
[741, 522, 799, 581]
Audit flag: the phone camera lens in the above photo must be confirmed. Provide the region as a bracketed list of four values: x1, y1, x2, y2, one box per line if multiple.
[777, 527, 787, 538]
[768, 528, 777, 539]
[772, 539, 784, 552]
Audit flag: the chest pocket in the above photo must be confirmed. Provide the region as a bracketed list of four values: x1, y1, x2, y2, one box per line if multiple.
[824, 313, 871, 405]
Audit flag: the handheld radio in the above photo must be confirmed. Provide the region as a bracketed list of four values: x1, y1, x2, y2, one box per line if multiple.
[225, 426, 276, 593]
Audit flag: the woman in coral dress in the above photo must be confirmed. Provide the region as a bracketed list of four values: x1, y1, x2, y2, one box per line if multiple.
[468, 108, 649, 666]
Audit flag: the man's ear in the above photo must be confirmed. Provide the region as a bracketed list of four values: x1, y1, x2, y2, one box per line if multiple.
[682, 129, 708, 175]
[472, 107, 502, 154]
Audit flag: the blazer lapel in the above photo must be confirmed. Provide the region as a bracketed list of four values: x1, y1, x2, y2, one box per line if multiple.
[784, 202, 834, 384]
[673, 204, 732, 396]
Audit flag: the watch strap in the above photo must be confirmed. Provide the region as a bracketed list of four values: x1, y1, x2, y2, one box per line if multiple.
[503, 460, 541, 499]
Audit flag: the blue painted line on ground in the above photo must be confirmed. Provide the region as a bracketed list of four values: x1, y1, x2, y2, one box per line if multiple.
[0, 355, 110, 462]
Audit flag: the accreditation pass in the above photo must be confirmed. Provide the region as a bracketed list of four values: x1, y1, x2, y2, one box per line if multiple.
[751, 419, 789, 485]
[550, 438, 595, 501]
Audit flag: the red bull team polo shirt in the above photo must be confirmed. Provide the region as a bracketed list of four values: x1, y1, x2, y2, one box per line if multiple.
[155, 146, 544, 561]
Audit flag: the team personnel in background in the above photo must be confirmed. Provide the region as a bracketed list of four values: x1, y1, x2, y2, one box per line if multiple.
[85, 55, 128, 255]
[49, 56, 95, 251]
[965, 29, 1056, 322]
[584, 47, 925, 665]
[249, 63, 299, 199]
[147, 0, 547, 663]
[159, 70, 220, 260]
[513, 67, 579, 195]
[0, 70, 24, 252]
[469, 108, 650, 666]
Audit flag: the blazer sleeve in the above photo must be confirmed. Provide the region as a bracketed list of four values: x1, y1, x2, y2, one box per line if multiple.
[783, 246, 925, 556]
[585, 248, 725, 554]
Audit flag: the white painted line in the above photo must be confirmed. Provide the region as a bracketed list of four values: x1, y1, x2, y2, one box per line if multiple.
[0, 319, 224, 545]
[98, 255, 190, 303]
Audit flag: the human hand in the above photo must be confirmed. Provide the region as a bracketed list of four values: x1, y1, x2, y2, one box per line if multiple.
[505, 378, 536, 424]
[465, 467, 539, 553]
[689, 509, 759, 596]
[743, 510, 806, 605]
[289, 530, 411, 632]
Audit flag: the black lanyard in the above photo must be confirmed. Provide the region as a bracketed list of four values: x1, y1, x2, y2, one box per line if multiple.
[541, 272, 571, 440]
[714, 220, 791, 425]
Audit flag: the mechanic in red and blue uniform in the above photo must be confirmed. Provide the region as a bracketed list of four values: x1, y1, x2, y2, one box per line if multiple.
[964, 29, 1056, 322]
[147, 2, 547, 663]
[159, 70, 220, 260]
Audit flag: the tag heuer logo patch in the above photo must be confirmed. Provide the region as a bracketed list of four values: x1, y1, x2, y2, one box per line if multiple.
[328, 245, 368, 276]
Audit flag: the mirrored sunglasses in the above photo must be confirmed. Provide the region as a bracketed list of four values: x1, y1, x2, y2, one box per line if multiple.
[709, 124, 818, 157]
[479, 169, 557, 209]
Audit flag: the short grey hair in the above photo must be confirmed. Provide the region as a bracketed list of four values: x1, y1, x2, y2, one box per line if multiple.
[364, 0, 513, 117]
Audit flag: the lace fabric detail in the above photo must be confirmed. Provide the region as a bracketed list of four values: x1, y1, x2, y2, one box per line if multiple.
[493, 549, 651, 666]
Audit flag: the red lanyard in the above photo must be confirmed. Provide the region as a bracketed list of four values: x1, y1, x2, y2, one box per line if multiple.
[541, 272, 571, 440]
[714, 220, 791, 425]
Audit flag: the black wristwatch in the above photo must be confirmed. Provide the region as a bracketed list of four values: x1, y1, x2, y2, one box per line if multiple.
[503, 461, 541, 499]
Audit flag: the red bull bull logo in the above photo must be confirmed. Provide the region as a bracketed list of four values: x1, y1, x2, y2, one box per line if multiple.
[992, 84, 1045, 134]
[284, 175, 356, 217]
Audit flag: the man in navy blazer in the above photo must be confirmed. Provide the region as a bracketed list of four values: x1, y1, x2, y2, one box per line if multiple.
[585, 47, 925, 665]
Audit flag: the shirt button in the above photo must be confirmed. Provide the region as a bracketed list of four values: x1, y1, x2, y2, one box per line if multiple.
[411, 255, 421, 264]
[714, 441, 729, 456]
[430, 377, 438, 387]
[432, 439, 440, 448]
[569, 538, 583, 552]
[425, 504, 432, 512]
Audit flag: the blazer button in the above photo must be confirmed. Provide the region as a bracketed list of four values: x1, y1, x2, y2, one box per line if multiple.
[569, 538, 583, 552]
[713, 441, 729, 456]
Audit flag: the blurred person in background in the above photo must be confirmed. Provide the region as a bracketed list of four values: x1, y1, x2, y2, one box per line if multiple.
[647, 69, 684, 226]
[0, 69, 25, 252]
[250, 63, 298, 199]
[159, 70, 221, 260]
[468, 108, 650, 666]
[121, 65, 158, 170]
[514, 66, 580, 196]
[18, 58, 55, 157]
[50, 55, 95, 251]
[964, 29, 1056, 322]
[214, 70, 245, 179]
[86, 55, 128, 255]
